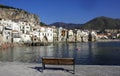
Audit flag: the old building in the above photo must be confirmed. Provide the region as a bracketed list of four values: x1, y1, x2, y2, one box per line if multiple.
[76, 30, 82, 42]
[67, 30, 75, 42]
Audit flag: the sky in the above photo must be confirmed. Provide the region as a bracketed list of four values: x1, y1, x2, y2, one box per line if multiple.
[0, 0, 120, 24]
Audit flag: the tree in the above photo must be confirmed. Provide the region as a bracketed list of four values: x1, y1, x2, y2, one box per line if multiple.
[40, 22, 47, 26]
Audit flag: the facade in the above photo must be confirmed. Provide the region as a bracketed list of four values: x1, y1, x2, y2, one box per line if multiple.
[67, 30, 75, 42]
[39, 26, 47, 42]
[76, 30, 82, 42]
[52, 26, 58, 42]
[2, 29, 11, 42]
[32, 25, 40, 42]
[21, 34, 31, 42]
[39, 26, 53, 42]
[1, 19, 13, 42]
[0, 19, 99, 44]
[81, 31, 89, 42]
[58, 27, 67, 42]
[12, 30, 21, 43]
[45, 27, 53, 42]
[19, 22, 31, 34]
[0, 24, 3, 34]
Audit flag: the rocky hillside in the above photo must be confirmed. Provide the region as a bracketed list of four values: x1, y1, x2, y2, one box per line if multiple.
[49, 16, 120, 30]
[82, 16, 120, 30]
[0, 5, 40, 25]
[49, 22, 82, 29]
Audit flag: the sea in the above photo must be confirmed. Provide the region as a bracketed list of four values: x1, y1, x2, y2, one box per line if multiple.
[0, 41, 120, 65]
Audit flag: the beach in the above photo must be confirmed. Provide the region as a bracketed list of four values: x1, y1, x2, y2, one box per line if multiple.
[0, 62, 120, 76]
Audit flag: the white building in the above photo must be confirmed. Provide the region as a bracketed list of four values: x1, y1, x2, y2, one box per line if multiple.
[0, 19, 21, 42]
[12, 30, 21, 43]
[76, 30, 82, 42]
[21, 34, 31, 43]
[82, 31, 89, 42]
[91, 31, 98, 41]
[52, 26, 58, 42]
[31, 25, 40, 42]
[58, 27, 67, 42]
[45, 27, 53, 42]
[18, 22, 31, 34]
[0, 24, 3, 35]
[39, 26, 53, 42]
[68, 30, 75, 42]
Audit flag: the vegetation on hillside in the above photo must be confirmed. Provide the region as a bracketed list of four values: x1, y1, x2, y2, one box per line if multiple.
[82, 16, 120, 30]
[40, 22, 47, 26]
[49, 16, 120, 30]
[49, 22, 82, 29]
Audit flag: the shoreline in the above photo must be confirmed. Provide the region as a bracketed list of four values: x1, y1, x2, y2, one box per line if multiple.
[0, 61, 120, 76]
[0, 39, 119, 50]
[97, 39, 120, 42]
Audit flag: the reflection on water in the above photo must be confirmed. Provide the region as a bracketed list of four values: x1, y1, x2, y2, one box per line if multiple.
[0, 42, 120, 65]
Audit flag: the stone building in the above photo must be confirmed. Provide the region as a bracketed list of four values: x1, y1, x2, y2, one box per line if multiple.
[76, 30, 82, 42]
[67, 30, 76, 42]
[58, 27, 67, 42]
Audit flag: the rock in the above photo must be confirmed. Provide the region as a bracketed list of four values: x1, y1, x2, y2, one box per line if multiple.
[0, 5, 40, 25]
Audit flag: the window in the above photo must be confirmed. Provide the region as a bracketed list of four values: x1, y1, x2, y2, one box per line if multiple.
[42, 33, 44, 36]
[51, 34, 52, 36]
[8, 32, 10, 35]
[26, 27, 29, 28]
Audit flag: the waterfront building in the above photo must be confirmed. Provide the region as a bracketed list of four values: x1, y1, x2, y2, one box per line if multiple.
[97, 34, 108, 39]
[39, 26, 47, 43]
[2, 29, 11, 42]
[21, 34, 31, 42]
[0, 19, 100, 44]
[0, 35, 4, 45]
[117, 33, 120, 38]
[91, 31, 98, 41]
[76, 30, 82, 42]
[45, 27, 53, 42]
[31, 26, 54, 43]
[0, 23, 4, 34]
[18, 21, 31, 34]
[0, 19, 20, 42]
[52, 26, 59, 42]
[81, 31, 89, 42]
[12, 30, 21, 43]
[31, 25, 40, 42]
[67, 30, 75, 42]
[58, 27, 63, 42]
[58, 27, 67, 42]
[39, 26, 54, 42]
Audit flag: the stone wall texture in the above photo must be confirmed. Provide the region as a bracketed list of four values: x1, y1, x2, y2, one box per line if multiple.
[0, 5, 40, 25]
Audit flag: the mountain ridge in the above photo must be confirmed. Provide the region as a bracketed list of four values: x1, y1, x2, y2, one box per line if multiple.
[82, 16, 120, 30]
[49, 16, 120, 30]
[49, 22, 82, 29]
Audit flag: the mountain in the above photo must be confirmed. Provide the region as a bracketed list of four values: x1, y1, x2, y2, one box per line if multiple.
[0, 4, 40, 25]
[49, 22, 82, 29]
[49, 16, 120, 30]
[82, 16, 120, 30]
